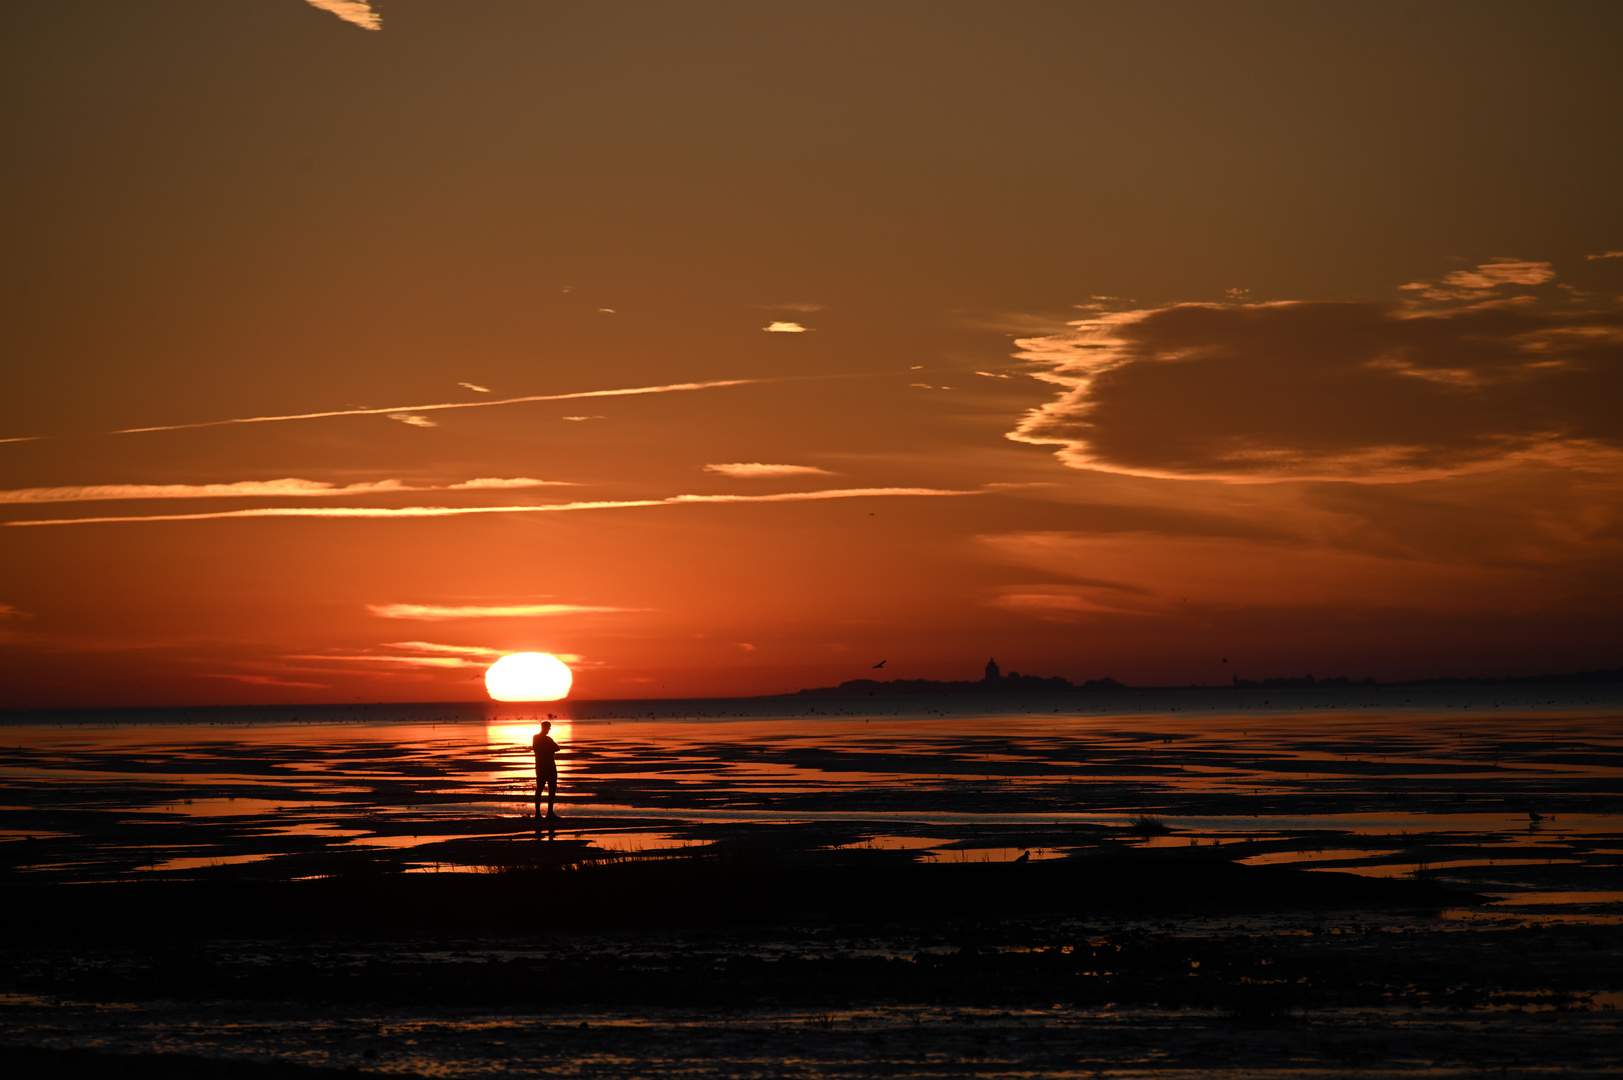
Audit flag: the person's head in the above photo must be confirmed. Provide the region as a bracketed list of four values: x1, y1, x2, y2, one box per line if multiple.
[541, 721, 551, 734]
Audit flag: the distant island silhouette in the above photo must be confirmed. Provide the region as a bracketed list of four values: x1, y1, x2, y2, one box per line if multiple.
[788, 658, 1129, 698]
[786, 658, 1623, 698]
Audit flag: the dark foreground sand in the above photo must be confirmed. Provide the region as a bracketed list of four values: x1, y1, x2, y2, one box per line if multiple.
[1, 857, 1619, 1078]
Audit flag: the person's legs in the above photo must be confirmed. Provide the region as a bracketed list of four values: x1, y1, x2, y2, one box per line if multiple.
[545, 771, 558, 817]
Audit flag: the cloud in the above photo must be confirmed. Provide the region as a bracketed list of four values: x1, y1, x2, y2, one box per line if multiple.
[764, 322, 808, 333]
[384, 641, 505, 657]
[447, 477, 561, 490]
[668, 487, 966, 505]
[1009, 284, 1623, 482]
[286, 641, 589, 671]
[0, 603, 28, 619]
[1441, 259, 1554, 287]
[202, 673, 330, 688]
[6, 487, 977, 527]
[1399, 257, 1557, 301]
[288, 653, 469, 668]
[1585, 251, 1623, 260]
[387, 414, 437, 427]
[979, 531, 1567, 619]
[80, 378, 761, 440]
[0, 477, 565, 506]
[458, 382, 491, 393]
[367, 604, 637, 621]
[378, 641, 590, 666]
[561, 415, 604, 422]
[303, 1, 380, 30]
[703, 462, 835, 478]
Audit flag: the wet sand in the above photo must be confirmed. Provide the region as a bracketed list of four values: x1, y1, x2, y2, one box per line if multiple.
[2, 688, 1620, 901]
[1, 687, 1619, 1075]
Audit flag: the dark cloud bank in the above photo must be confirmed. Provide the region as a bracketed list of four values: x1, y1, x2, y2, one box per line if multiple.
[1013, 290, 1623, 483]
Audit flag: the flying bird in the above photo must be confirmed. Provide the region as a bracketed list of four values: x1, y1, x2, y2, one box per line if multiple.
[873, 660, 887, 669]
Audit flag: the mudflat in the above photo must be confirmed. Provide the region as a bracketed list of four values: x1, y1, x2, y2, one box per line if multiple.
[1, 687, 1619, 1076]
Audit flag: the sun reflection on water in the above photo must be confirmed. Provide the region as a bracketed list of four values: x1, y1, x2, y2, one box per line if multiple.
[484, 708, 573, 754]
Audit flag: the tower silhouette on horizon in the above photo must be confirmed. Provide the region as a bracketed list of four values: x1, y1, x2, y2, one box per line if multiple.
[984, 657, 1001, 682]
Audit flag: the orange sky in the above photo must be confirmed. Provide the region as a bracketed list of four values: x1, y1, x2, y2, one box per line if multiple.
[2, 1, 1621, 707]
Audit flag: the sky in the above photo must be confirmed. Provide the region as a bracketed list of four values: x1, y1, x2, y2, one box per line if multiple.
[2, 0, 1620, 707]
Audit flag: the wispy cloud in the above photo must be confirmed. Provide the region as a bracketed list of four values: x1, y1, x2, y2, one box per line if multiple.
[703, 463, 835, 478]
[978, 531, 1568, 619]
[98, 379, 761, 438]
[381, 641, 590, 665]
[1400, 257, 1556, 301]
[0, 603, 28, 619]
[303, 1, 380, 31]
[1585, 251, 1623, 260]
[448, 478, 560, 490]
[202, 673, 330, 688]
[763, 322, 808, 333]
[287, 653, 468, 668]
[387, 413, 437, 428]
[0, 477, 565, 506]
[384, 641, 504, 657]
[458, 382, 491, 393]
[666, 488, 961, 504]
[283, 641, 581, 672]
[6, 487, 977, 527]
[368, 603, 636, 621]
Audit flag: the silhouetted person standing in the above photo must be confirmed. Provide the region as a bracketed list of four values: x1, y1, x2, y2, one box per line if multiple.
[533, 720, 560, 819]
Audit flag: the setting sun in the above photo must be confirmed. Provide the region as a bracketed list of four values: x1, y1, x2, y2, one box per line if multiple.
[484, 652, 573, 702]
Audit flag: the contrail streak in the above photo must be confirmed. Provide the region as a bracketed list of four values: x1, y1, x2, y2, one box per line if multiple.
[0, 477, 564, 505]
[4, 487, 976, 527]
[107, 379, 760, 436]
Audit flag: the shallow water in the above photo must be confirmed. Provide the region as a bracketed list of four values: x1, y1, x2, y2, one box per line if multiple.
[2, 685, 1619, 918]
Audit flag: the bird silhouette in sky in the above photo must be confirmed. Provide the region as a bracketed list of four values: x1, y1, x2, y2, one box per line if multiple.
[1221, 658, 1229, 663]
[873, 660, 887, 669]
